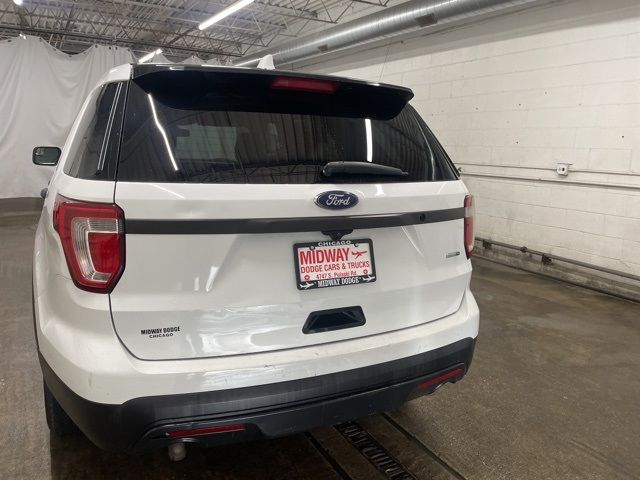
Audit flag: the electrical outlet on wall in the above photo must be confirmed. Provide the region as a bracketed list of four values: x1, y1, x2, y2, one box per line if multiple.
[556, 162, 571, 176]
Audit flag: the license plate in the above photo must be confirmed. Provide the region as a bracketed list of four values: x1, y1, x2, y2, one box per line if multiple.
[294, 239, 377, 290]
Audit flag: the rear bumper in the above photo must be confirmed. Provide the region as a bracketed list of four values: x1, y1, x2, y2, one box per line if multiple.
[37, 286, 478, 404]
[41, 337, 475, 453]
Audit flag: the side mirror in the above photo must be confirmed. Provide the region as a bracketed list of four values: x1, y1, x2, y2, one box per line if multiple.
[33, 146, 61, 166]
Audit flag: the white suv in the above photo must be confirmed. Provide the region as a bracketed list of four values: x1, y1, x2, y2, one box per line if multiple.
[32, 63, 478, 456]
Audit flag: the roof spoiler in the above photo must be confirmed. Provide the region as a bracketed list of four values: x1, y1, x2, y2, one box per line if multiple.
[132, 65, 413, 120]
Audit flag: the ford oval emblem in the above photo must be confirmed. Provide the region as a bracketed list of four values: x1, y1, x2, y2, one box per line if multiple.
[315, 191, 359, 210]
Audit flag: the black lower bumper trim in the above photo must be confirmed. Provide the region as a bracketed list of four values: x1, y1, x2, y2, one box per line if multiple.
[40, 337, 475, 453]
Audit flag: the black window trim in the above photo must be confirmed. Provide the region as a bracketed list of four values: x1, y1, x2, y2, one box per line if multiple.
[96, 82, 123, 174]
[408, 106, 437, 181]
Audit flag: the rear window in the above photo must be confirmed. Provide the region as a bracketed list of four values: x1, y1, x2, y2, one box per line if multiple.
[117, 72, 458, 184]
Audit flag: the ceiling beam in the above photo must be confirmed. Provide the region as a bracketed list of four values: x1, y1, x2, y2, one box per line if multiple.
[0, 24, 241, 58]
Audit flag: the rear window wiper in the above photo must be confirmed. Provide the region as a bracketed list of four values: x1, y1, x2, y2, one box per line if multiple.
[322, 161, 409, 177]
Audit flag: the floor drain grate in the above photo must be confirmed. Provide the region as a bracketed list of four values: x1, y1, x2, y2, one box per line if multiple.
[335, 421, 416, 480]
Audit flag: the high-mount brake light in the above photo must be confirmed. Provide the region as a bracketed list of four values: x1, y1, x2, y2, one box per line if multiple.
[464, 195, 475, 258]
[270, 76, 339, 94]
[53, 195, 125, 293]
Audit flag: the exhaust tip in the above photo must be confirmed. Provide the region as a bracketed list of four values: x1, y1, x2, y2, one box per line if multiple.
[168, 442, 187, 462]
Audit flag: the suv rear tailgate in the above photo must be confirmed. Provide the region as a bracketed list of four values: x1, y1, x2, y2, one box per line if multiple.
[110, 181, 469, 359]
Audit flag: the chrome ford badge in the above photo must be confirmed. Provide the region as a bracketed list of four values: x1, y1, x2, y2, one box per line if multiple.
[314, 191, 359, 210]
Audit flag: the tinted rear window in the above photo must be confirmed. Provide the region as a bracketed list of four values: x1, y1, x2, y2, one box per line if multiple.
[64, 82, 124, 180]
[117, 74, 457, 184]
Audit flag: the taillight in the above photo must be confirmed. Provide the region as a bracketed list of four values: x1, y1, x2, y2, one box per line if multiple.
[271, 76, 339, 94]
[53, 195, 125, 293]
[464, 194, 474, 258]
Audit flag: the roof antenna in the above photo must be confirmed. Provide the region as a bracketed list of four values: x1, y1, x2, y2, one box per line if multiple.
[256, 54, 275, 70]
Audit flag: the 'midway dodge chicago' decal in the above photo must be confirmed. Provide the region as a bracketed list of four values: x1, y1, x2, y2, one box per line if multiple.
[294, 239, 377, 290]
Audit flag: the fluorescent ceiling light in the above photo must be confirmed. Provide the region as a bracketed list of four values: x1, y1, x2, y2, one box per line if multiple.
[13, 0, 24, 6]
[138, 48, 162, 63]
[199, 0, 255, 30]
[365, 119, 373, 162]
[147, 95, 179, 171]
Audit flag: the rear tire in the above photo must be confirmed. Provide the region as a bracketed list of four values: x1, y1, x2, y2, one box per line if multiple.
[43, 381, 77, 436]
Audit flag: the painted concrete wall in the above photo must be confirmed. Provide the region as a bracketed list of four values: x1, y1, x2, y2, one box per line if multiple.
[292, 0, 640, 276]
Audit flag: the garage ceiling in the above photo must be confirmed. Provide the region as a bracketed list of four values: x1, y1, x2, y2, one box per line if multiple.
[0, 0, 390, 62]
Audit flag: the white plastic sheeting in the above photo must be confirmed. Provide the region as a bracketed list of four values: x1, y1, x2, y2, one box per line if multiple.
[139, 52, 219, 65]
[0, 36, 133, 198]
[142, 51, 170, 64]
[180, 55, 205, 65]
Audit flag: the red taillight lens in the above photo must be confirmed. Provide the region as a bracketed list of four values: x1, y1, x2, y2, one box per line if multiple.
[271, 76, 339, 94]
[464, 194, 474, 258]
[417, 367, 465, 391]
[53, 195, 125, 293]
[166, 424, 246, 439]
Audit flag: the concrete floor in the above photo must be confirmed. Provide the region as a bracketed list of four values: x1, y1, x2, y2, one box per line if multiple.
[1, 205, 639, 480]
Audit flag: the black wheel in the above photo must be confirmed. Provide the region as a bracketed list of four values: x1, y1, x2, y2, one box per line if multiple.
[43, 381, 77, 436]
